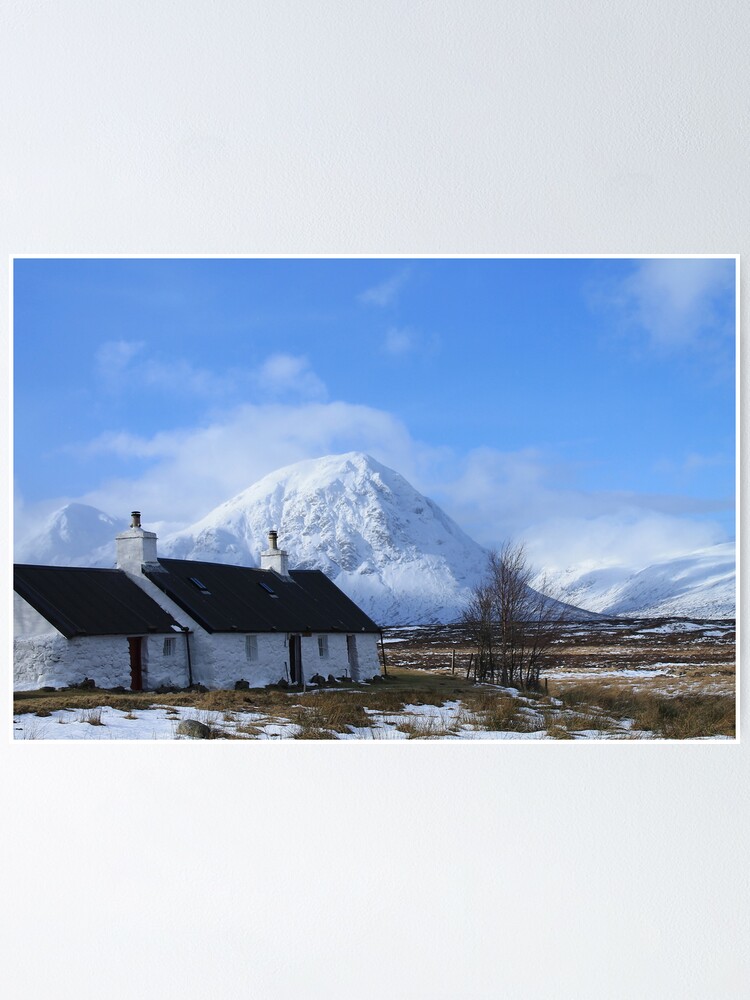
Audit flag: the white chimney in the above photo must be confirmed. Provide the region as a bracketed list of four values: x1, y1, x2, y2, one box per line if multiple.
[260, 529, 290, 577]
[116, 511, 159, 574]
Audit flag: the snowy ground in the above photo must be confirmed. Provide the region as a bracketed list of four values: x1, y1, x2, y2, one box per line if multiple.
[11, 692, 709, 741]
[10, 701, 606, 740]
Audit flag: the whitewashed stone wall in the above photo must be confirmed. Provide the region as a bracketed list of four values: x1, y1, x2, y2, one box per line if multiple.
[14, 593, 190, 691]
[13, 630, 191, 692]
[15, 633, 125, 691]
[190, 631, 382, 688]
[14, 626, 382, 691]
[15, 633, 72, 690]
[346, 633, 381, 680]
[142, 634, 190, 689]
[204, 632, 287, 689]
[122, 567, 382, 685]
[15, 582, 382, 690]
[300, 632, 380, 682]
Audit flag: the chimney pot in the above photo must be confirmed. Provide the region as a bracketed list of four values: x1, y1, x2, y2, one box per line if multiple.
[261, 529, 289, 576]
[116, 513, 157, 573]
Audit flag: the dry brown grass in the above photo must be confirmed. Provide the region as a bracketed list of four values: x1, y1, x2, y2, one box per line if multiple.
[555, 682, 735, 739]
[79, 707, 104, 726]
[544, 721, 576, 740]
[392, 715, 452, 739]
[13, 667, 473, 716]
[458, 689, 532, 733]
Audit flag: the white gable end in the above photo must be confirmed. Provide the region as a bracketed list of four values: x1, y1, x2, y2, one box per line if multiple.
[14, 592, 61, 639]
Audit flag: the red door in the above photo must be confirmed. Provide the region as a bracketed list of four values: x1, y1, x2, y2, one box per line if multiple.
[128, 637, 143, 691]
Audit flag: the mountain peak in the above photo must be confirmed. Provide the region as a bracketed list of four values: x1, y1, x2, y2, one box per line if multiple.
[16, 503, 127, 566]
[160, 453, 487, 623]
[245, 451, 396, 491]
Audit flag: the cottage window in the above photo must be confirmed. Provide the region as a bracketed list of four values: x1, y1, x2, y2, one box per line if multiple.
[318, 635, 329, 658]
[163, 637, 176, 656]
[245, 635, 258, 661]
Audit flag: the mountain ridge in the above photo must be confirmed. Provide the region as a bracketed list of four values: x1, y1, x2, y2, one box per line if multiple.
[534, 542, 735, 619]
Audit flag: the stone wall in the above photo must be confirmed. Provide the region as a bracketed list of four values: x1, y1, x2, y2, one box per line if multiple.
[14, 592, 381, 691]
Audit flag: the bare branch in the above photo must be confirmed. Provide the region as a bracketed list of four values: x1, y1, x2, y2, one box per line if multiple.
[462, 541, 564, 690]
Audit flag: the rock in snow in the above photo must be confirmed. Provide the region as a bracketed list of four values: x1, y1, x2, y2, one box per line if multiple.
[15, 453, 735, 622]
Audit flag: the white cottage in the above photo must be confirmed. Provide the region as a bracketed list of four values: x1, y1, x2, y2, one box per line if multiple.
[14, 514, 383, 691]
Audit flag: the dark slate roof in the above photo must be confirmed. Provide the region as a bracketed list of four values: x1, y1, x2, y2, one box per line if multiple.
[14, 565, 183, 639]
[144, 559, 380, 634]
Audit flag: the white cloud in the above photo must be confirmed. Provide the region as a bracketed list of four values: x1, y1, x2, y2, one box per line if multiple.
[76, 399, 424, 527]
[95, 339, 145, 376]
[95, 338, 244, 398]
[75, 429, 192, 461]
[382, 325, 441, 358]
[654, 451, 732, 479]
[384, 326, 415, 355]
[520, 511, 725, 573]
[358, 269, 410, 307]
[94, 343, 330, 403]
[431, 445, 731, 572]
[607, 258, 735, 351]
[682, 452, 729, 473]
[146, 358, 242, 397]
[254, 353, 327, 401]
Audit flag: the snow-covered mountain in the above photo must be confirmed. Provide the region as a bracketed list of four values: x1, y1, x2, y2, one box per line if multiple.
[15, 454, 736, 622]
[533, 542, 736, 619]
[14, 503, 128, 567]
[159, 452, 488, 624]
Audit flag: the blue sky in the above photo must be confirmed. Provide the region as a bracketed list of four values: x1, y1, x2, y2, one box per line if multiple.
[13, 256, 736, 570]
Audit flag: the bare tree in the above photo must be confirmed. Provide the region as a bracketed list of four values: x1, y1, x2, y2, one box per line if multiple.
[461, 578, 495, 682]
[462, 541, 564, 690]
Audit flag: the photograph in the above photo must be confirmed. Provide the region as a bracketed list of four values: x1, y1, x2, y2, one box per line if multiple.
[12, 255, 737, 741]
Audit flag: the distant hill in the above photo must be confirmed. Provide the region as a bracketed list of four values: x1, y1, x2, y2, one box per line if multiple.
[15, 503, 128, 567]
[533, 542, 735, 619]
